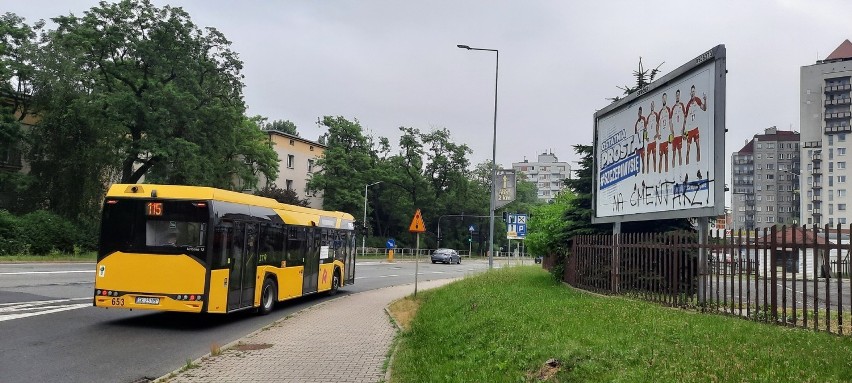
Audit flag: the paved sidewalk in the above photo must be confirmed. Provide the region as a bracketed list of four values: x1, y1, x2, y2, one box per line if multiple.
[158, 279, 457, 383]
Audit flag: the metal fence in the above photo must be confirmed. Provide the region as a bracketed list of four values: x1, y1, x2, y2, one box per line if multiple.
[564, 225, 852, 335]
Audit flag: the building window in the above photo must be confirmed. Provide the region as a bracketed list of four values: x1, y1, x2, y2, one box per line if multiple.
[841, 218, 848, 224]
[839, 161, 847, 170]
[289, 139, 295, 146]
[839, 204, 847, 211]
[840, 148, 848, 156]
[840, 133, 847, 142]
[307, 159, 315, 173]
[285, 179, 293, 190]
[839, 189, 847, 197]
[287, 154, 295, 169]
[310, 146, 314, 151]
[839, 176, 847, 183]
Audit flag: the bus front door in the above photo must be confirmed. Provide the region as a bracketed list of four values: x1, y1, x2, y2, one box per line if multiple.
[227, 221, 259, 311]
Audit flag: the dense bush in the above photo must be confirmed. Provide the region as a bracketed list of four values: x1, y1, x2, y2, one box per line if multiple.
[17, 210, 79, 254]
[0, 210, 26, 254]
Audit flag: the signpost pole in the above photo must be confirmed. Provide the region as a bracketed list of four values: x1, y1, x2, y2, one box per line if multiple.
[414, 232, 420, 297]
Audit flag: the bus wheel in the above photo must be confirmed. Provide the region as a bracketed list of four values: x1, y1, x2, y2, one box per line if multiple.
[259, 278, 276, 315]
[329, 271, 340, 296]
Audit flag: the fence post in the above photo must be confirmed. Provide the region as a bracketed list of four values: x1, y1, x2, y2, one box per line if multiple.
[770, 225, 778, 322]
[612, 222, 621, 294]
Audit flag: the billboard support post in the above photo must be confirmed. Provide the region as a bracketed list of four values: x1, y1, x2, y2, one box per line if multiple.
[698, 218, 708, 306]
[612, 221, 621, 294]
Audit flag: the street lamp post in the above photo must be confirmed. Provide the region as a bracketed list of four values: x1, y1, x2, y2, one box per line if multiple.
[362, 181, 382, 258]
[457, 43, 498, 270]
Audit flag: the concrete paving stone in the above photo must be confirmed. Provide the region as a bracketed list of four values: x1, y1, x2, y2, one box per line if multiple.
[158, 278, 456, 383]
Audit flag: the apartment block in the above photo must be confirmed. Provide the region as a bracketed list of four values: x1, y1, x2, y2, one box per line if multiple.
[800, 39, 852, 227]
[512, 151, 571, 202]
[731, 127, 800, 231]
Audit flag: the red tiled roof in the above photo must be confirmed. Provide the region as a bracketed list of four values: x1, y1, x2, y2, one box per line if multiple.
[763, 226, 832, 245]
[825, 39, 852, 61]
[737, 139, 754, 154]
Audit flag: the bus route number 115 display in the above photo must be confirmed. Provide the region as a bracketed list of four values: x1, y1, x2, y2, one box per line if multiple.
[146, 202, 163, 216]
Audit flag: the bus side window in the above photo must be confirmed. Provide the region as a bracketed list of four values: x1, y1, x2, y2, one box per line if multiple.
[259, 224, 284, 266]
[286, 226, 305, 267]
[212, 223, 233, 269]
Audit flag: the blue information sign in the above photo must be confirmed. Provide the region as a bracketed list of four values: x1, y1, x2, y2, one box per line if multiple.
[507, 214, 528, 239]
[386, 238, 396, 249]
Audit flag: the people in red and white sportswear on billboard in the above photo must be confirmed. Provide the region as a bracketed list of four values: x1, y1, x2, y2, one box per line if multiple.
[634, 106, 648, 174]
[645, 102, 660, 174]
[670, 89, 686, 169]
[656, 92, 670, 173]
[685, 85, 707, 164]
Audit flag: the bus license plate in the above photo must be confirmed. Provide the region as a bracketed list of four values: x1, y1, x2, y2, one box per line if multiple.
[135, 297, 160, 305]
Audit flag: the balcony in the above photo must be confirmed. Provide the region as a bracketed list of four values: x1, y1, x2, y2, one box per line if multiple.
[824, 125, 852, 134]
[824, 84, 852, 93]
[803, 141, 822, 148]
[813, 209, 822, 216]
[825, 111, 852, 120]
[812, 152, 822, 161]
[813, 166, 823, 174]
[825, 84, 852, 93]
[825, 98, 852, 106]
[812, 182, 822, 189]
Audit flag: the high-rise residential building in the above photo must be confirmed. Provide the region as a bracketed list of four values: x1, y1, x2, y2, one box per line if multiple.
[512, 151, 571, 202]
[731, 127, 800, 231]
[800, 39, 852, 227]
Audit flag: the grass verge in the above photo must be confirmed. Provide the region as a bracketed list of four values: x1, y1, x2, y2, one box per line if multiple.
[0, 252, 97, 263]
[390, 266, 852, 383]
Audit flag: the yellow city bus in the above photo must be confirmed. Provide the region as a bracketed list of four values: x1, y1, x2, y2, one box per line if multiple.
[93, 184, 356, 315]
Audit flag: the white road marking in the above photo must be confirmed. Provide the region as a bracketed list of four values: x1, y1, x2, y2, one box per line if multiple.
[0, 270, 93, 276]
[0, 303, 90, 322]
[0, 297, 90, 311]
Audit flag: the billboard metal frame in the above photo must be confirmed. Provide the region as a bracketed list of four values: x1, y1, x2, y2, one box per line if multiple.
[592, 44, 726, 224]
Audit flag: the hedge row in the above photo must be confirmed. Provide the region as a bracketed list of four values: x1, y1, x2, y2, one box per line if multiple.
[0, 210, 98, 255]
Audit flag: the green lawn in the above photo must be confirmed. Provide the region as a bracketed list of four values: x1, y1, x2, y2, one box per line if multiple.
[391, 266, 852, 383]
[0, 252, 97, 263]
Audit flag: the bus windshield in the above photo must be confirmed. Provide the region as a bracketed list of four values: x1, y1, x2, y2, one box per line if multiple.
[98, 199, 210, 261]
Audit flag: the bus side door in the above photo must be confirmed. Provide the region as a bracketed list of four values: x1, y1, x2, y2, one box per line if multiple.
[227, 221, 259, 311]
[302, 227, 320, 295]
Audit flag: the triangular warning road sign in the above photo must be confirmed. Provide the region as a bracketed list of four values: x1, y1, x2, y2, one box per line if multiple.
[409, 209, 426, 233]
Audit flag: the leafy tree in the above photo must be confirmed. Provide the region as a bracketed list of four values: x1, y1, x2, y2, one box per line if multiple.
[263, 119, 299, 137]
[31, 0, 276, 187]
[0, 13, 39, 213]
[307, 116, 375, 216]
[256, 184, 310, 207]
[8, 0, 278, 221]
[527, 190, 574, 257]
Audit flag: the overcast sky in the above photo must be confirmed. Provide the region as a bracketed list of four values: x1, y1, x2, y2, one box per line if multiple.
[7, 0, 852, 204]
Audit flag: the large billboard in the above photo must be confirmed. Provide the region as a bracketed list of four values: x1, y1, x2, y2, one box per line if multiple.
[593, 45, 726, 223]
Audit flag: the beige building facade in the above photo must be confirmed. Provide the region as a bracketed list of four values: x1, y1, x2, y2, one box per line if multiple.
[260, 131, 326, 209]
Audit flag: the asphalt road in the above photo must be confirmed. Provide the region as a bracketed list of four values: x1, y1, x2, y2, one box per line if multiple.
[0, 258, 501, 383]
